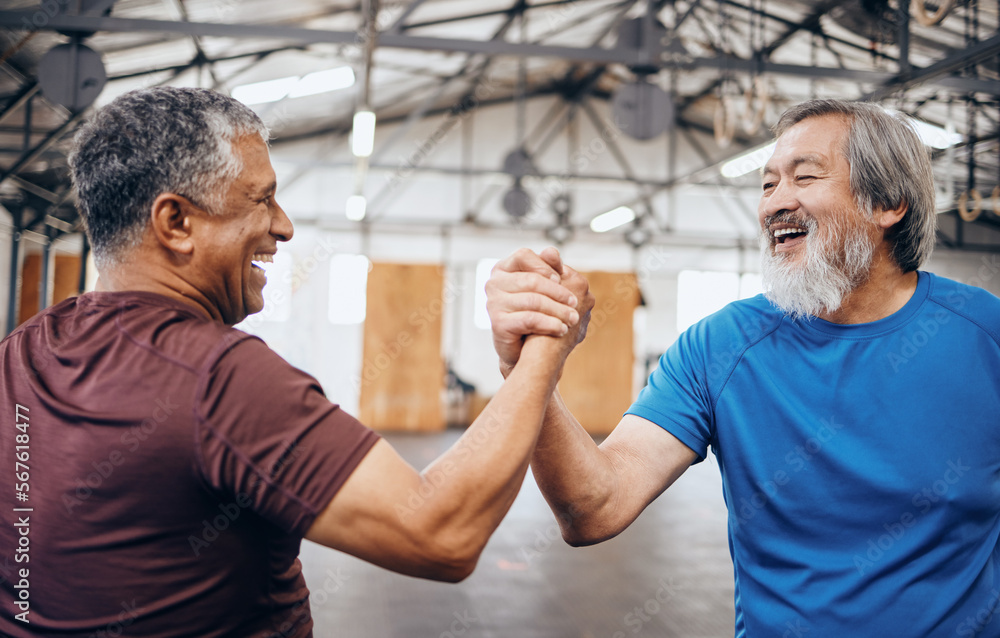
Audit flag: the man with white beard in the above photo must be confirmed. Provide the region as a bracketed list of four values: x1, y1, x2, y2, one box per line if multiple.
[486, 99, 1000, 636]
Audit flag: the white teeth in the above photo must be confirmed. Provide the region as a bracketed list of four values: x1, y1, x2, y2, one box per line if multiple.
[251, 254, 274, 264]
[773, 227, 806, 238]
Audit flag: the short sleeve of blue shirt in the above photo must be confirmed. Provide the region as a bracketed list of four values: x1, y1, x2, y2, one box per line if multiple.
[626, 297, 782, 463]
[627, 327, 713, 461]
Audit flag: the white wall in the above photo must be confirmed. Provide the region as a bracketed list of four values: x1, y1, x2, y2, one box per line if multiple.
[924, 250, 1000, 298]
[224, 217, 1000, 418]
[226, 222, 755, 413]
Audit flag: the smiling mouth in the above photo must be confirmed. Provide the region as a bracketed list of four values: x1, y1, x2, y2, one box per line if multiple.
[251, 253, 274, 271]
[773, 226, 808, 244]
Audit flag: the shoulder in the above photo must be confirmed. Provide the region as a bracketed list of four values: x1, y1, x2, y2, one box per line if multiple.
[80, 291, 259, 373]
[924, 271, 1000, 340]
[661, 295, 784, 390]
[681, 294, 784, 353]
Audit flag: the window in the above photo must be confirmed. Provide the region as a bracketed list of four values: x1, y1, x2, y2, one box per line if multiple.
[236, 252, 292, 332]
[328, 254, 370, 325]
[474, 258, 499, 330]
[739, 272, 764, 300]
[676, 270, 763, 332]
[258, 252, 293, 322]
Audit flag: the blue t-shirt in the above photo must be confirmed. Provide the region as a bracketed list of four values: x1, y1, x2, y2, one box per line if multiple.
[627, 271, 1000, 637]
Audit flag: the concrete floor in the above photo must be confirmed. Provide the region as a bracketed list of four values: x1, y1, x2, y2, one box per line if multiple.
[299, 430, 735, 638]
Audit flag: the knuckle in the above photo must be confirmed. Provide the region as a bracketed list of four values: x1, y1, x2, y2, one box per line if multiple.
[514, 247, 535, 261]
[514, 272, 540, 291]
[524, 294, 543, 312]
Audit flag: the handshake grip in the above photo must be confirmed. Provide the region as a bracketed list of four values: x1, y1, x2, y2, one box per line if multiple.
[485, 248, 594, 375]
[560, 266, 595, 348]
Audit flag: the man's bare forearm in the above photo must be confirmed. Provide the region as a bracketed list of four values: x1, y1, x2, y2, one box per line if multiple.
[412, 335, 570, 563]
[529, 389, 623, 545]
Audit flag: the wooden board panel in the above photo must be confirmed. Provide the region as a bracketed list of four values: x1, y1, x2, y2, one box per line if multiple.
[17, 254, 82, 326]
[54, 254, 82, 305]
[16, 254, 40, 326]
[359, 262, 445, 432]
[559, 271, 640, 436]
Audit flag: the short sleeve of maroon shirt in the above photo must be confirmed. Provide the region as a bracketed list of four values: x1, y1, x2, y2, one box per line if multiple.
[0, 292, 380, 638]
[196, 335, 377, 537]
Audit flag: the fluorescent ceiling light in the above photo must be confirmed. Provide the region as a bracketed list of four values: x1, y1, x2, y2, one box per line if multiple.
[346, 194, 367, 221]
[352, 110, 376, 158]
[909, 118, 962, 149]
[232, 76, 299, 105]
[720, 142, 776, 178]
[885, 109, 962, 149]
[590, 206, 636, 233]
[289, 66, 355, 98]
[233, 67, 356, 105]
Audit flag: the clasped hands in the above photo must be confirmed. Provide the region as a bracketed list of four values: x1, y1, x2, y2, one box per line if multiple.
[485, 247, 595, 376]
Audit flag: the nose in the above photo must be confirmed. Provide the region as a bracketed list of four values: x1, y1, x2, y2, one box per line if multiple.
[758, 179, 799, 227]
[271, 200, 294, 242]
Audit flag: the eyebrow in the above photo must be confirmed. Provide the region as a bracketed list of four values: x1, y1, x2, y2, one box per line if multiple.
[252, 181, 277, 198]
[762, 153, 828, 176]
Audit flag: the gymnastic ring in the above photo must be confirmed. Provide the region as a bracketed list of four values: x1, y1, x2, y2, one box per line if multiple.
[957, 189, 983, 222]
[714, 96, 736, 149]
[742, 77, 769, 136]
[913, 0, 955, 27]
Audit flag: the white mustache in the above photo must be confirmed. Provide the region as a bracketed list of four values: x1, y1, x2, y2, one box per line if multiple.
[760, 212, 877, 320]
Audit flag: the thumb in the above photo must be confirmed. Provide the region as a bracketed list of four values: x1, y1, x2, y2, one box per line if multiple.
[539, 246, 564, 279]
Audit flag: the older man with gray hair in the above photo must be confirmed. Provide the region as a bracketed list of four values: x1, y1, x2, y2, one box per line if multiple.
[0, 86, 591, 637]
[487, 99, 1000, 636]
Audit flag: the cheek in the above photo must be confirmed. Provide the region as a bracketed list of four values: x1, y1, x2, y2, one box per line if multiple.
[757, 206, 767, 226]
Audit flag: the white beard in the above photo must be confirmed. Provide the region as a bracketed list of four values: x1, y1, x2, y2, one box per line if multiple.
[760, 211, 878, 320]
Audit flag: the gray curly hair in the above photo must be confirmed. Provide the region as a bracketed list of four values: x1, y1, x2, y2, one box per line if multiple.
[69, 87, 268, 267]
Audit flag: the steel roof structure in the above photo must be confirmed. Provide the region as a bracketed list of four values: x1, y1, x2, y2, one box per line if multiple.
[0, 0, 998, 319]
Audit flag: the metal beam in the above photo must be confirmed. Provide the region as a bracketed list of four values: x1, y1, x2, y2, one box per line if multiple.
[8, 175, 61, 204]
[897, 0, 911, 77]
[387, 0, 429, 33]
[0, 110, 87, 190]
[5, 208, 21, 336]
[273, 154, 677, 187]
[170, 0, 221, 87]
[400, 0, 578, 31]
[0, 10, 995, 93]
[579, 97, 656, 215]
[39, 228, 52, 312]
[287, 214, 765, 250]
[0, 82, 39, 128]
[864, 32, 1000, 100]
[106, 46, 300, 82]
[367, 0, 636, 220]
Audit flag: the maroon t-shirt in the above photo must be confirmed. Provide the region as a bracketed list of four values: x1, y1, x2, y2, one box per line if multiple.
[0, 291, 380, 637]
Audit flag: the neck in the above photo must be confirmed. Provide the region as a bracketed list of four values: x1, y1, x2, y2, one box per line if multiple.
[817, 249, 918, 324]
[96, 253, 223, 324]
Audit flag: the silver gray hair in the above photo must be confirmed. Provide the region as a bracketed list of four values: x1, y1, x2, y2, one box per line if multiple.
[69, 87, 268, 267]
[773, 99, 937, 272]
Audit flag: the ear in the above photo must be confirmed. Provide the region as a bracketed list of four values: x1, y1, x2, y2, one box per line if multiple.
[875, 200, 908, 230]
[149, 193, 196, 255]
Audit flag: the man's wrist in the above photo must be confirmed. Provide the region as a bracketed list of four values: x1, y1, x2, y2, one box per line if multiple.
[499, 359, 516, 378]
[517, 335, 569, 374]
